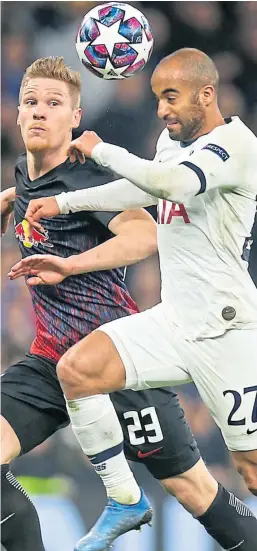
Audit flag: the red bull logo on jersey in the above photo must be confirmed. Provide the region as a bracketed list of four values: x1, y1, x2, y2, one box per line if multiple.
[15, 219, 53, 248]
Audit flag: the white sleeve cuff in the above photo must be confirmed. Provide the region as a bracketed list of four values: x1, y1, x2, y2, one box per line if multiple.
[56, 192, 71, 214]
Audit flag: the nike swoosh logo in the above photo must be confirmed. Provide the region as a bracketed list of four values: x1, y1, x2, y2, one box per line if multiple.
[247, 428, 257, 435]
[137, 447, 163, 459]
[1, 513, 15, 524]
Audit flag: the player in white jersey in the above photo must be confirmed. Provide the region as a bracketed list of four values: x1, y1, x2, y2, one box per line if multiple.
[12, 49, 257, 551]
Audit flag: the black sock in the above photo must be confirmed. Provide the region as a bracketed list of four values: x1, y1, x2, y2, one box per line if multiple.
[198, 483, 257, 550]
[1, 464, 45, 551]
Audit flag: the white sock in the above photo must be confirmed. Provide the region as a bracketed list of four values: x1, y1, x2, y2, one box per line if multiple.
[66, 394, 141, 505]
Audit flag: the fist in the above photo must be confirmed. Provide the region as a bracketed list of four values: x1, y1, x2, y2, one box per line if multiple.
[67, 131, 103, 163]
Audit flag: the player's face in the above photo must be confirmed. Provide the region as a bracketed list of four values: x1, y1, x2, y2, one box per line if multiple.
[151, 67, 206, 142]
[18, 78, 81, 154]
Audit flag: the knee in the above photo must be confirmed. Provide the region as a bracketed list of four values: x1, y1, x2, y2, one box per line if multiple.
[57, 346, 103, 399]
[57, 350, 78, 386]
[233, 453, 257, 496]
[57, 349, 89, 393]
[1, 416, 21, 464]
[239, 466, 257, 496]
[57, 332, 125, 399]
[241, 468, 257, 496]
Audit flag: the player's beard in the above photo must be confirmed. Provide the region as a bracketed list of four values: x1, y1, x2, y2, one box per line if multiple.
[26, 136, 50, 153]
[168, 94, 206, 142]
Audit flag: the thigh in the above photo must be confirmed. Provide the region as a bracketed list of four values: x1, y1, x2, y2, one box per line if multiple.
[111, 387, 200, 479]
[1, 354, 69, 455]
[99, 303, 192, 391]
[186, 329, 257, 452]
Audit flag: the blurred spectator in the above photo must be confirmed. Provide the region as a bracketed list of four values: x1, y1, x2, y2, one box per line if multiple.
[91, 71, 157, 158]
[2, 35, 31, 100]
[141, 8, 171, 64]
[212, 51, 243, 83]
[1, 99, 24, 160]
[218, 83, 247, 120]
[172, 1, 223, 34]
[237, 17, 257, 64]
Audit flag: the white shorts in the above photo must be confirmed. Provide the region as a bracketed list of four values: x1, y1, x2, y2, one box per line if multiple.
[97, 302, 257, 452]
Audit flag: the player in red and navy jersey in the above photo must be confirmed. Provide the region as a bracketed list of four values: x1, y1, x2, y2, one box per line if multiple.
[13, 152, 141, 363]
[2, 56, 256, 551]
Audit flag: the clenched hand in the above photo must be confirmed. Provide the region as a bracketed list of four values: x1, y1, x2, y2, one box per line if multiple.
[67, 131, 103, 163]
[25, 197, 60, 232]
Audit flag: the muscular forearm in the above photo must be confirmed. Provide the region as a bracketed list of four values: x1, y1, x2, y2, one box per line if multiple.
[66, 220, 157, 275]
[92, 143, 200, 203]
[56, 178, 157, 214]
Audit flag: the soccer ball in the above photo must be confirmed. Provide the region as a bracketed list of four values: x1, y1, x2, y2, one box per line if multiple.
[76, 2, 154, 80]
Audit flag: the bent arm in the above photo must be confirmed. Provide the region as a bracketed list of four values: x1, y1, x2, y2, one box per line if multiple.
[8, 209, 157, 284]
[67, 209, 157, 275]
[91, 140, 238, 203]
[56, 177, 157, 215]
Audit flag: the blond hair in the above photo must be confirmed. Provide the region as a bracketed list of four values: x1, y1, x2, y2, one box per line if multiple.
[19, 56, 81, 108]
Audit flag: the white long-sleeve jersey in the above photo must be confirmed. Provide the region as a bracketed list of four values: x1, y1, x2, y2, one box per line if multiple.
[57, 117, 257, 340]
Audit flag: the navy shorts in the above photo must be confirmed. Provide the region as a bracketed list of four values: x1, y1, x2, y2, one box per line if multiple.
[1, 353, 200, 480]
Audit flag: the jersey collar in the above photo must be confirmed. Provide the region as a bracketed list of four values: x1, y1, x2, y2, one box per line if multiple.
[179, 116, 233, 148]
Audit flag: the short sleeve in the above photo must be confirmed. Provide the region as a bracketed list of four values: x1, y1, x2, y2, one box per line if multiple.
[91, 210, 121, 229]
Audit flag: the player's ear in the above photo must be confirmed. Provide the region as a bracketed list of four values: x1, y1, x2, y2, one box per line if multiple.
[72, 107, 82, 130]
[17, 106, 20, 126]
[200, 85, 215, 107]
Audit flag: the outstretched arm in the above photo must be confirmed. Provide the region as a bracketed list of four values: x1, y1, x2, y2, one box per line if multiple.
[56, 177, 157, 214]
[8, 209, 157, 285]
[68, 131, 238, 204]
[25, 178, 157, 232]
[91, 142, 201, 202]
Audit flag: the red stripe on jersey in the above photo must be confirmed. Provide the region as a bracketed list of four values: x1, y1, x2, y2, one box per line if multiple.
[161, 200, 167, 224]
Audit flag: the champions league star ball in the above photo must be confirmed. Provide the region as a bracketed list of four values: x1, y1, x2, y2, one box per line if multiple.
[76, 2, 154, 80]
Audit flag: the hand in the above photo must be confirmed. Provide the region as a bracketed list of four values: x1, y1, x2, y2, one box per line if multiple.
[67, 131, 103, 163]
[25, 197, 60, 233]
[8, 254, 72, 286]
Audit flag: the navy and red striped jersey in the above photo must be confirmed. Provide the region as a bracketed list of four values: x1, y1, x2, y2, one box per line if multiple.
[14, 154, 138, 363]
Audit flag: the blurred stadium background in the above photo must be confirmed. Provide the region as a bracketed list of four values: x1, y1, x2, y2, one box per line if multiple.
[1, 2, 257, 550]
